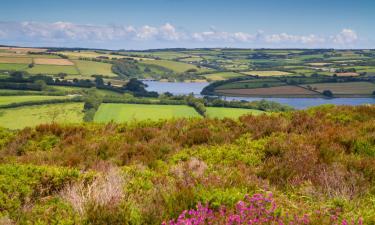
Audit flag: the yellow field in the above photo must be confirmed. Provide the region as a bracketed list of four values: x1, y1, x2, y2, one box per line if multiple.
[34, 58, 74, 65]
[0, 57, 32, 64]
[242, 71, 293, 76]
[0, 47, 47, 53]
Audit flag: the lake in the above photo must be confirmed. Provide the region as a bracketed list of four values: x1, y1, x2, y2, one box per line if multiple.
[144, 81, 375, 109]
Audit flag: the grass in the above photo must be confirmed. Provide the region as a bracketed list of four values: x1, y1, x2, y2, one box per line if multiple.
[72, 60, 117, 77]
[216, 79, 286, 90]
[206, 107, 264, 119]
[204, 72, 245, 81]
[50, 85, 123, 97]
[216, 85, 319, 97]
[303, 82, 375, 95]
[0, 95, 70, 106]
[0, 103, 84, 129]
[26, 65, 79, 75]
[0, 63, 29, 71]
[142, 59, 209, 73]
[94, 103, 201, 122]
[242, 71, 293, 76]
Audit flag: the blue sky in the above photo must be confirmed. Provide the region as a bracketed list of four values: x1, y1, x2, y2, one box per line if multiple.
[0, 0, 374, 49]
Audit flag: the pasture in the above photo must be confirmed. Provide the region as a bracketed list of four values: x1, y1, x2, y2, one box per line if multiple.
[206, 107, 264, 119]
[0, 63, 28, 71]
[0, 103, 84, 129]
[0, 95, 70, 106]
[204, 72, 245, 80]
[94, 103, 201, 122]
[73, 60, 117, 77]
[142, 59, 208, 73]
[304, 82, 375, 95]
[216, 85, 319, 97]
[26, 65, 79, 75]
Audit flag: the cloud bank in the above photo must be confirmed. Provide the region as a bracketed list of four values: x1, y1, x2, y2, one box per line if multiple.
[0, 21, 361, 49]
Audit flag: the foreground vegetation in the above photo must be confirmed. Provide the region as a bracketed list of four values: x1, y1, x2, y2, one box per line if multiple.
[0, 105, 374, 224]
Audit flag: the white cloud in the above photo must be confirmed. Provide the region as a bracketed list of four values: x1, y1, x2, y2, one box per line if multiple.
[0, 21, 362, 48]
[264, 33, 325, 45]
[332, 29, 358, 45]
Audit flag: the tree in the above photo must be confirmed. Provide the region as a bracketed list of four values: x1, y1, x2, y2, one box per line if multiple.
[34, 80, 48, 91]
[10, 71, 26, 81]
[95, 76, 104, 86]
[58, 73, 68, 79]
[372, 90, 375, 96]
[322, 90, 333, 97]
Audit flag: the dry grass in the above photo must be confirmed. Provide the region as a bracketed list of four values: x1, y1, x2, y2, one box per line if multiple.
[0, 57, 32, 64]
[0, 47, 47, 53]
[33, 58, 74, 66]
[242, 71, 292, 76]
[60, 166, 125, 216]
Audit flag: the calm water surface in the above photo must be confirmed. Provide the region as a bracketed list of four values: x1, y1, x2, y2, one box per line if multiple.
[144, 81, 375, 109]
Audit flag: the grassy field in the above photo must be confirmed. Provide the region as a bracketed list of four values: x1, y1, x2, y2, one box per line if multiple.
[216, 79, 286, 90]
[206, 107, 264, 118]
[216, 85, 319, 97]
[242, 71, 293, 76]
[0, 103, 83, 129]
[0, 95, 70, 105]
[303, 82, 375, 95]
[51, 86, 123, 97]
[26, 64, 79, 74]
[0, 63, 29, 71]
[73, 60, 117, 77]
[94, 103, 201, 122]
[142, 59, 208, 73]
[204, 72, 245, 80]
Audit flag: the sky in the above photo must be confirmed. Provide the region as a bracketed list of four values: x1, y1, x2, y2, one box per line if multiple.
[0, 0, 374, 49]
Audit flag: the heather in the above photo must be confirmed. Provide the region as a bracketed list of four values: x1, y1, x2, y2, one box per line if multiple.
[0, 105, 374, 224]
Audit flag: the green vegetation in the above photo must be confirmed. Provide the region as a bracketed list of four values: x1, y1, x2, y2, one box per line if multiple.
[0, 63, 29, 71]
[94, 103, 201, 122]
[142, 59, 208, 73]
[73, 60, 117, 77]
[0, 105, 373, 224]
[26, 65, 79, 75]
[0, 103, 84, 129]
[204, 72, 245, 80]
[206, 107, 264, 118]
[0, 95, 70, 106]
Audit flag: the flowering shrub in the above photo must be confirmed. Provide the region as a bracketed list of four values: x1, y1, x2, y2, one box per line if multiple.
[163, 193, 363, 225]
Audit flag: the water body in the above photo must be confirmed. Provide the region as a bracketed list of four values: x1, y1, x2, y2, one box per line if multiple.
[144, 81, 375, 109]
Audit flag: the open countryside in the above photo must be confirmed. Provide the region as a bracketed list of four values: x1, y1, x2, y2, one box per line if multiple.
[0, 0, 375, 224]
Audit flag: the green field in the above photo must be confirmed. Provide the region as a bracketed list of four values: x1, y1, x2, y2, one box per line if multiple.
[73, 60, 117, 77]
[216, 79, 286, 90]
[0, 63, 29, 71]
[94, 103, 201, 122]
[206, 107, 264, 118]
[142, 59, 208, 73]
[51, 85, 123, 97]
[0, 95, 70, 105]
[0, 103, 84, 129]
[27, 64, 79, 74]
